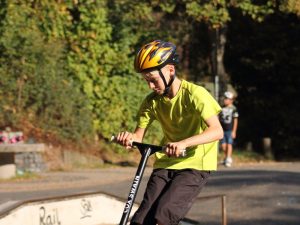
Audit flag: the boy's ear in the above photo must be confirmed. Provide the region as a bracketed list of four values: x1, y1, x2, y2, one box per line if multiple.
[168, 64, 175, 75]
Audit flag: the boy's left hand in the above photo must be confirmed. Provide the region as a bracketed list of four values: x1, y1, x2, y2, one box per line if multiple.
[165, 141, 187, 158]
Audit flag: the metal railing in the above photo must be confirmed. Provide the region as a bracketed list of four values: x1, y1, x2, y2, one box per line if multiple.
[196, 194, 227, 225]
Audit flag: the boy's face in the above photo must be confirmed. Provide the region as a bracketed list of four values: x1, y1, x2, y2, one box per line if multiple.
[224, 98, 233, 106]
[142, 65, 172, 95]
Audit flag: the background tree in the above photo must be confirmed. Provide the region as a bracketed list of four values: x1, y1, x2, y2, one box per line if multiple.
[225, 9, 300, 159]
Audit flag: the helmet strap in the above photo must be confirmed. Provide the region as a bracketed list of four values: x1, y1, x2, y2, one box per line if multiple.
[158, 69, 175, 96]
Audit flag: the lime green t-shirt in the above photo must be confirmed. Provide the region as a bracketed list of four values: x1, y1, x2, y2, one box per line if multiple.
[137, 80, 221, 171]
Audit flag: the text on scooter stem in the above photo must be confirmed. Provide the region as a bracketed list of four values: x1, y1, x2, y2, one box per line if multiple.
[124, 175, 140, 213]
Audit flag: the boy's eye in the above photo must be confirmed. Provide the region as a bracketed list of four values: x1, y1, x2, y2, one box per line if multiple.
[146, 78, 157, 83]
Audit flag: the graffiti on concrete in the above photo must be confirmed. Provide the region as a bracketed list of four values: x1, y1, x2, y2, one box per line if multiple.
[39, 206, 61, 225]
[80, 198, 93, 219]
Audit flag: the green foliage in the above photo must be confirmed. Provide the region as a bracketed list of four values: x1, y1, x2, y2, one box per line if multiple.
[280, 0, 300, 16]
[235, 0, 275, 22]
[185, 0, 230, 26]
[31, 0, 72, 39]
[183, 0, 275, 27]
[0, 1, 93, 142]
[94, 74, 163, 144]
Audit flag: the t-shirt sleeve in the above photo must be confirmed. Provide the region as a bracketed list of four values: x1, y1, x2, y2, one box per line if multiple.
[193, 87, 222, 120]
[233, 107, 239, 118]
[136, 96, 155, 129]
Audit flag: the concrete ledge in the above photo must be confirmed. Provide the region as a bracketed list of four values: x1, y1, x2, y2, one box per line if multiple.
[0, 144, 45, 153]
[0, 144, 46, 179]
[0, 164, 16, 179]
[0, 191, 139, 225]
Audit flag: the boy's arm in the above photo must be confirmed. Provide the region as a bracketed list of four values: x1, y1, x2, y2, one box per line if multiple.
[183, 115, 224, 147]
[165, 115, 224, 157]
[232, 117, 238, 139]
[133, 127, 145, 142]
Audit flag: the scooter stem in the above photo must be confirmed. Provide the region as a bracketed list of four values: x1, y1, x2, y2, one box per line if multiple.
[119, 147, 152, 225]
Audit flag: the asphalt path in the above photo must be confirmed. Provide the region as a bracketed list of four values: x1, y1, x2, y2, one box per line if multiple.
[0, 162, 299, 225]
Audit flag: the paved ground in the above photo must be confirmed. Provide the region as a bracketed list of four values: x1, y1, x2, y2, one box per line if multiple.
[0, 162, 299, 225]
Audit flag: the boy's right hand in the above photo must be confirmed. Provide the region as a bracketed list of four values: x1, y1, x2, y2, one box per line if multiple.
[116, 131, 133, 149]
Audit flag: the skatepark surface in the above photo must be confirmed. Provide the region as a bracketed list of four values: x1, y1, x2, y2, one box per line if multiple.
[0, 162, 299, 225]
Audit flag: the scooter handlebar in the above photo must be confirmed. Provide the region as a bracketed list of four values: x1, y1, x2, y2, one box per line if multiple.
[110, 135, 186, 157]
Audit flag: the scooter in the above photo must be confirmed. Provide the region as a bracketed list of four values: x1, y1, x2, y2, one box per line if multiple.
[110, 135, 186, 225]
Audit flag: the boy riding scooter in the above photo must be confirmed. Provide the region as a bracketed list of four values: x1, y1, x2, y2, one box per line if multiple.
[115, 40, 223, 225]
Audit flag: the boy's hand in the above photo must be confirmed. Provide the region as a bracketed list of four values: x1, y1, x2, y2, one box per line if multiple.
[232, 131, 236, 139]
[165, 141, 187, 158]
[116, 131, 133, 149]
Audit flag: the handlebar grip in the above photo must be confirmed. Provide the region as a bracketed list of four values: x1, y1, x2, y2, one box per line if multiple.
[110, 135, 117, 142]
[180, 149, 186, 157]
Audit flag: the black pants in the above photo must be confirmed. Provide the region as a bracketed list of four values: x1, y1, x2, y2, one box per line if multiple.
[131, 168, 210, 225]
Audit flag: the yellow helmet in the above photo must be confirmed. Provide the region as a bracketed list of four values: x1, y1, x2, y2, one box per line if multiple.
[134, 40, 178, 73]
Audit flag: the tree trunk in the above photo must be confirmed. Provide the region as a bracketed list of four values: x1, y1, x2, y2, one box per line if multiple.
[210, 25, 230, 102]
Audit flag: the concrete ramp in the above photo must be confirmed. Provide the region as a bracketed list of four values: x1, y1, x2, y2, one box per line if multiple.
[0, 192, 138, 225]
